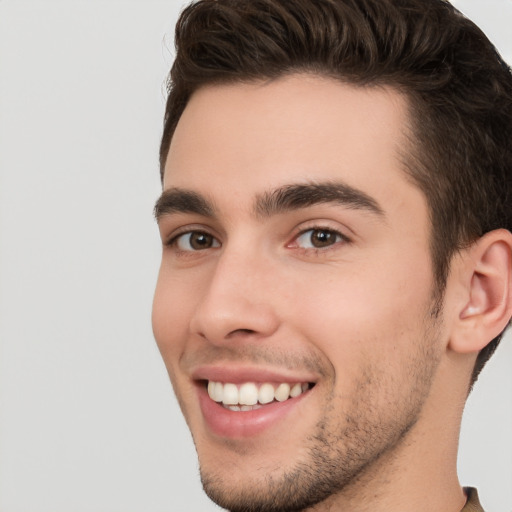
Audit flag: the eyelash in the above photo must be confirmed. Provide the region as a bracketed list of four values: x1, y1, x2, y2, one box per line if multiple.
[290, 226, 350, 252]
[166, 229, 220, 252]
[166, 225, 350, 256]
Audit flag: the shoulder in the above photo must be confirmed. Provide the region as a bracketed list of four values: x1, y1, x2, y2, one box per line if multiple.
[462, 488, 485, 512]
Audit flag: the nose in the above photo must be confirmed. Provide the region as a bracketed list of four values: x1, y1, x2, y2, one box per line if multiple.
[189, 247, 279, 345]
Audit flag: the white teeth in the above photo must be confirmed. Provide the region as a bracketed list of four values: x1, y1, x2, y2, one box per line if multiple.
[223, 383, 239, 405]
[223, 404, 263, 412]
[290, 383, 303, 398]
[274, 383, 291, 402]
[206, 380, 311, 408]
[239, 383, 259, 405]
[207, 381, 223, 402]
[241, 404, 261, 411]
[215, 382, 224, 402]
[258, 383, 275, 404]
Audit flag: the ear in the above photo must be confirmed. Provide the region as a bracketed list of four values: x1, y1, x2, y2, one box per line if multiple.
[448, 229, 512, 354]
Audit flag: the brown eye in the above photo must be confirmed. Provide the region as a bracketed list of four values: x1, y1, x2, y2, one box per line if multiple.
[175, 231, 220, 251]
[295, 228, 343, 249]
[310, 230, 337, 247]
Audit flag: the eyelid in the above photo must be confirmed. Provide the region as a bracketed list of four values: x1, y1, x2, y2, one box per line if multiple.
[173, 231, 221, 251]
[163, 223, 221, 246]
[289, 221, 352, 243]
[287, 223, 352, 253]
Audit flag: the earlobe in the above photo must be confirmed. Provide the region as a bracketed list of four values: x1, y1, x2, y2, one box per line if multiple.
[450, 229, 512, 354]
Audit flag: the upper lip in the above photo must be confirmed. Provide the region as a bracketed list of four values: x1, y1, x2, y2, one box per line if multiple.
[190, 364, 318, 385]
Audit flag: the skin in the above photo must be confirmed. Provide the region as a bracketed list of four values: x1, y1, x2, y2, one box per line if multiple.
[153, 74, 474, 511]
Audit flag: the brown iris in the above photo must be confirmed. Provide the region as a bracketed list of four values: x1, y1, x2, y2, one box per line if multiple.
[189, 232, 215, 250]
[309, 229, 338, 248]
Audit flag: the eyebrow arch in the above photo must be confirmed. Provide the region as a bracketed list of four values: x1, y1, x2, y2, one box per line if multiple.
[254, 182, 385, 218]
[154, 188, 215, 221]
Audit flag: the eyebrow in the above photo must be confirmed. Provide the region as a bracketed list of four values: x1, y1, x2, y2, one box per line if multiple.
[154, 188, 215, 221]
[154, 181, 385, 222]
[254, 182, 384, 218]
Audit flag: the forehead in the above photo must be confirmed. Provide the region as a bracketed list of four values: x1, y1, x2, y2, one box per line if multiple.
[163, 74, 420, 217]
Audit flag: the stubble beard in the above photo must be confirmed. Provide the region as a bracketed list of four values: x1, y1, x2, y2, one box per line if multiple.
[196, 322, 443, 512]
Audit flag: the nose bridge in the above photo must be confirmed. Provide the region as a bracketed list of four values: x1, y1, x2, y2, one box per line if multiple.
[190, 241, 278, 343]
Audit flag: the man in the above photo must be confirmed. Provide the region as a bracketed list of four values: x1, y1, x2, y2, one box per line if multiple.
[152, 0, 512, 510]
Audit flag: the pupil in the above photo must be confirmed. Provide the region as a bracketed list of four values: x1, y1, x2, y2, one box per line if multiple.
[312, 230, 334, 247]
[191, 232, 212, 250]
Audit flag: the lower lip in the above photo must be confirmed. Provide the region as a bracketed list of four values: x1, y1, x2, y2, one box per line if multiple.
[197, 385, 310, 438]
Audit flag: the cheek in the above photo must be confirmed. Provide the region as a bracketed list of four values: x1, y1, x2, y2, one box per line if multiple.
[287, 250, 434, 370]
[152, 268, 196, 366]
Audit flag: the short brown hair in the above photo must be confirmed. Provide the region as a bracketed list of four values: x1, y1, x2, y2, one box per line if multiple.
[160, 0, 512, 384]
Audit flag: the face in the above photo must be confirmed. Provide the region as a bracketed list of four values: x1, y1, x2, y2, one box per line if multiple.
[153, 75, 444, 511]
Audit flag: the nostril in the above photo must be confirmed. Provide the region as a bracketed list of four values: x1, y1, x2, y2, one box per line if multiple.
[227, 328, 257, 337]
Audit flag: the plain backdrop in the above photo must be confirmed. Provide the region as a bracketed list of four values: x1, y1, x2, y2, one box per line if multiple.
[0, 1, 511, 511]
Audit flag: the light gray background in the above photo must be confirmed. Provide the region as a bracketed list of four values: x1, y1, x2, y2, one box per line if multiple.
[0, 1, 510, 511]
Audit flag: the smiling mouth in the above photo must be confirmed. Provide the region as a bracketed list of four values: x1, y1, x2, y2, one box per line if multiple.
[206, 381, 313, 411]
